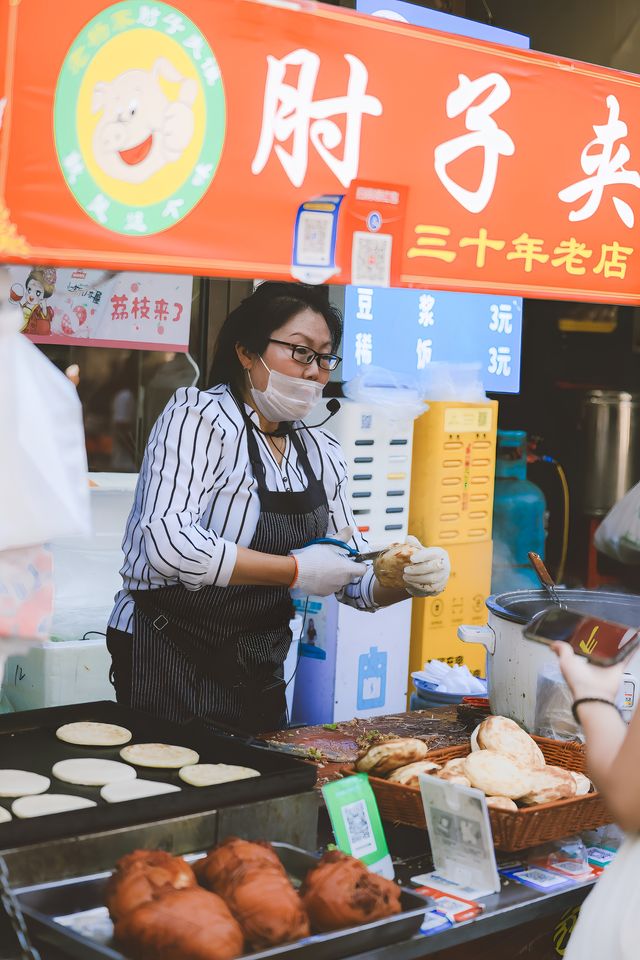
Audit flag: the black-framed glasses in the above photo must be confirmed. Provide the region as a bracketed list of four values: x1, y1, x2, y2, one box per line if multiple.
[268, 338, 342, 371]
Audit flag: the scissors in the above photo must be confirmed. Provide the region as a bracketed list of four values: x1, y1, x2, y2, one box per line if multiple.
[304, 537, 385, 563]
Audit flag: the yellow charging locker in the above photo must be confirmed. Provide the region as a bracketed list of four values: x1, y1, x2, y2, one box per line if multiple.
[408, 400, 498, 680]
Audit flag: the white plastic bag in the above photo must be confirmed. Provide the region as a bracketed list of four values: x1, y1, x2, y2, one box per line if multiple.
[0, 268, 90, 551]
[342, 366, 428, 421]
[594, 481, 640, 564]
[534, 661, 584, 742]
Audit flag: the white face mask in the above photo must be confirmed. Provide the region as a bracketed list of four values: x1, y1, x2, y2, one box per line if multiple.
[248, 356, 324, 422]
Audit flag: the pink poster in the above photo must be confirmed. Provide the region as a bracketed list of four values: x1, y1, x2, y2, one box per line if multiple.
[9, 266, 193, 352]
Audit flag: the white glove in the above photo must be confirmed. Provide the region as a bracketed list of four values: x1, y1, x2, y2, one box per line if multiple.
[290, 526, 366, 597]
[402, 536, 450, 597]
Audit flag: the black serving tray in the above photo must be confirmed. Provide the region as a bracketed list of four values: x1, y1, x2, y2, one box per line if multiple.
[16, 843, 427, 960]
[0, 701, 316, 849]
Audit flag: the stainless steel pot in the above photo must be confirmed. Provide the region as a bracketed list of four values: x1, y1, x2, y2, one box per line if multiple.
[581, 390, 640, 516]
[458, 588, 640, 730]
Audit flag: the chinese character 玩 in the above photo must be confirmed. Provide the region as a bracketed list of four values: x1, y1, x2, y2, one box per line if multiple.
[459, 227, 505, 268]
[506, 233, 549, 272]
[489, 303, 513, 334]
[111, 294, 129, 321]
[488, 345, 511, 376]
[252, 49, 382, 188]
[407, 225, 456, 262]
[559, 95, 640, 228]
[551, 237, 593, 275]
[593, 241, 633, 279]
[355, 331, 373, 366]
[355, 287, 374, 321]
[416, 337, 433, 370]
[434, 73, 515, 214]
[418, 293, 435, 327]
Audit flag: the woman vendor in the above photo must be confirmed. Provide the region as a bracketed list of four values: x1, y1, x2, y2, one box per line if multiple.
[106, 282, 450, 732]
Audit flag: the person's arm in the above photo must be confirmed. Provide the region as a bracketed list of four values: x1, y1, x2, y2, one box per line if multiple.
[139, 391, 363, 594]
[554, 642, 640, 832]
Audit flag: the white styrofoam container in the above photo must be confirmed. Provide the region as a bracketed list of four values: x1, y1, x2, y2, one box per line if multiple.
[2, 638, 115, 712]
[2, 619, 304, 714]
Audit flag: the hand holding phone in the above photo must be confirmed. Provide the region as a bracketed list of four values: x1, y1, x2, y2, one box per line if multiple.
[524, 607, 640, 667]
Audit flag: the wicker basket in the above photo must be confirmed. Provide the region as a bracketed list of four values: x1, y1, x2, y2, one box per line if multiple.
[346, 736, 613, 852]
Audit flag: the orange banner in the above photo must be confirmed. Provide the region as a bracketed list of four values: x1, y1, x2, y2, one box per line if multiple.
[2, 0, 640, 303]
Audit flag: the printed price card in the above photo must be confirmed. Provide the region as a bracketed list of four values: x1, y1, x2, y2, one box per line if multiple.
[321, 773, 394, 879]
[412, 774, 501, 899]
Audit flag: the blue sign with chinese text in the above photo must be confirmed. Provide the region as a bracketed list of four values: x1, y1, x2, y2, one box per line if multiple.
[343, 285, 522, 393]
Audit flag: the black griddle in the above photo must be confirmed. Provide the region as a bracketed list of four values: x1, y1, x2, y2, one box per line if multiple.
[0, 701, 316, 849]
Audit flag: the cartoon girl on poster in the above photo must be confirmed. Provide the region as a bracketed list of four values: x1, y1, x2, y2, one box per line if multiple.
[10, 266, 57, 335]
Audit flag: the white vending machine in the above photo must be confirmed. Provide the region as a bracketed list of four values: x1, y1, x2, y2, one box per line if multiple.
[290, 399, 415, 725]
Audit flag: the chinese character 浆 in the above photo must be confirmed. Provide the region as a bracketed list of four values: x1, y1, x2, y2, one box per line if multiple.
[559, 95, 640, 229]
[418, 294, 435, 327]
[434, 73, 514, 214]
[252, 49, 382, 188]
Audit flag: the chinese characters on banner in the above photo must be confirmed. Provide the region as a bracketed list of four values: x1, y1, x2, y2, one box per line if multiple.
[8, 267, 193, 351]
[344, 285, 522, 393]
[1, 0, 640, 302]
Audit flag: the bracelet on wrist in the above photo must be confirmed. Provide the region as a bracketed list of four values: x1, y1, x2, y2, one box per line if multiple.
[571, 697, 621, 724]
[288, 555, 299, 588]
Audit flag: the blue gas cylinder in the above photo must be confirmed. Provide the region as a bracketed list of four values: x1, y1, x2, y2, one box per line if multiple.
[491, 430, 547, 594]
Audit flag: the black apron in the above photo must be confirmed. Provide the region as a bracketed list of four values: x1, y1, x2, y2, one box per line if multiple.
[129, 406, 329, 733]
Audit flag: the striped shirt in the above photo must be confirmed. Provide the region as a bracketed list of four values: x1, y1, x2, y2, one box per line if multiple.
[108, 384, 378, 633]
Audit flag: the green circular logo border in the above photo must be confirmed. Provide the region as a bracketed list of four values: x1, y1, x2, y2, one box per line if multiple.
[54, 0, 225, 236]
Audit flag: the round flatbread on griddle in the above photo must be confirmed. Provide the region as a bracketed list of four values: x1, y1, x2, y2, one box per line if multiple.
[178, 764, 260, 787]
[0, 770, 50, 798]
[101, 780, 182, 803]
[120, 743, 199, 769]
[12, 794, 97, 819]
[56, 722, 132, 747]
[52, 758, 136, 787]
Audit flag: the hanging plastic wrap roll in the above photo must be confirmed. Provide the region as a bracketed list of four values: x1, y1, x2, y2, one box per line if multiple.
[342, 365, 428, 422]
[0, 266, 90, 663]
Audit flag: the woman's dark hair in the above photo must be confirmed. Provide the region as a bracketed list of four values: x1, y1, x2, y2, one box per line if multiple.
[209, 282, 342, 392]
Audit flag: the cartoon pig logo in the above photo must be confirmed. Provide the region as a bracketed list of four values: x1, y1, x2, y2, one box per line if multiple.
[91, 58, 197, 184]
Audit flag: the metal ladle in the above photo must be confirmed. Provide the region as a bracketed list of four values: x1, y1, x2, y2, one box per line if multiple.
[528, 552, 567, 608]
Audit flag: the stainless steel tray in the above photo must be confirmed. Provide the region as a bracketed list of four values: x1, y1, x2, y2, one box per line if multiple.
[16, 843, 427, 960]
